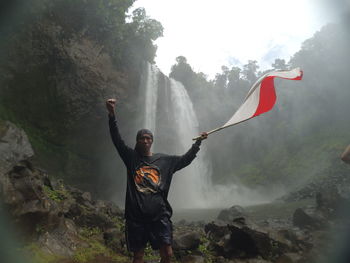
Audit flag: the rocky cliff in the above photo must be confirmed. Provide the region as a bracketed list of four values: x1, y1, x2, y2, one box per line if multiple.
[0, 1, 156, 196]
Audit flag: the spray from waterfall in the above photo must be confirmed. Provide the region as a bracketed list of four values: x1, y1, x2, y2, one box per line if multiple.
[143, 63, 159, 136]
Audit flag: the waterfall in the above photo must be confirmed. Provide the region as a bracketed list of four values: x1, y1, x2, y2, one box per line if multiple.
[167, 79, 211, 208]
[141, 63, 211, 208]
[142, 63, 159, 135]
[140, 62, 278, 209]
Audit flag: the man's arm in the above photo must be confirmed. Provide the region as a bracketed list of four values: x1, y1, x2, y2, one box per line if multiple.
[341, 144, 350, 164]
[173, 133, 207, 172]
[106, 99, 134, 167]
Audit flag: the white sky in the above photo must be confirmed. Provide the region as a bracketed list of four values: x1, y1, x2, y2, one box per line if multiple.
[131, 0, 336, 78]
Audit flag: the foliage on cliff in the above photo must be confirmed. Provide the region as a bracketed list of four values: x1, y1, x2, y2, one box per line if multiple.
[0, 0, 163, 194]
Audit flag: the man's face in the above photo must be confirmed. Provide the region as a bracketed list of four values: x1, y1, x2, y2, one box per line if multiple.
[136, 134, 153, 153]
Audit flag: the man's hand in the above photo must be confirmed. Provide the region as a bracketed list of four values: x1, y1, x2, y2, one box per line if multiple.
[193, 132, 208, 141]
[199, 132, 208, 141]
[106, 99, 116, 116]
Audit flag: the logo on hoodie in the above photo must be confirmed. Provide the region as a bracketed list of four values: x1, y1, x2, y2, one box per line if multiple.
[134, 164, 160, 194]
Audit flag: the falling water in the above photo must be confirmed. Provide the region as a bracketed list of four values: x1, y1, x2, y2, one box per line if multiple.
[141, 63, 211, 208]
[141, 63, 281, 209]
[142, 63, 159, 136]
[167, 79, 211, 208]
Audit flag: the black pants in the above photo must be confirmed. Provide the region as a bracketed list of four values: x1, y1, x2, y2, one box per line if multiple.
[125, 217, 173, 252]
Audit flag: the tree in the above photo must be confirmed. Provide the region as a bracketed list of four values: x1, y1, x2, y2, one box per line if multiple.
[227, 66, 241, 89]
[272, 58, 288, 70]
[170, 56, 194, 84]
[242, 60, 259, 84]
[214, 66, 229, 90]
[122, 7, 163, 67]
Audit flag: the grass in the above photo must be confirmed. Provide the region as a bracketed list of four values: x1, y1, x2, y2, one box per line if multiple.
[43, 185, 70, 202]
[23, 243, 63, 263]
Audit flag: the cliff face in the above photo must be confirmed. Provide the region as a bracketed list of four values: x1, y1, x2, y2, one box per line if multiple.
[0, 3, 146, 196]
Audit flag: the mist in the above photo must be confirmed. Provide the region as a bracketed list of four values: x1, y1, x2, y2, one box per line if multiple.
[100, 14, 350, 211]
[154, 19, 350, 209]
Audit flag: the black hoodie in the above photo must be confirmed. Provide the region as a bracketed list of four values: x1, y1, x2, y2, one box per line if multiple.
[109, 114, 201, 222]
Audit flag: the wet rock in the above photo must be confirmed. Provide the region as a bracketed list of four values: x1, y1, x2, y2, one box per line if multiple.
[38, 218, 85, 257]
[81, 191, 92, 202]
[316, 188, 349, 219]
[0, 121, 34, 175]
[292, 208, 327, 230]
[276, 253, 302, 263]
[0, 160, 64, 237]
[173, 231, 201, 251]
[63, 189, 121, 230]
[272, 229, 312, 252]
[95, 199, 123, 217]
[103, 227, 125, 252]
[66, 204, 116, 230]
[182, 254, 206, 263]
[217, 205, 246, 222]
[225, 258, 272, 263]
[1, 155, 124, 256]
[214, 256, 226, 263]
[0, 109, 127, 260]
[281, 170, 350, 203]
[205, 219, 292, 261]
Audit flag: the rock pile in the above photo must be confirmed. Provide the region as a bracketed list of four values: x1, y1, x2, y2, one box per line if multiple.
[0, 121, 125, 259]
[2, 121, 350, 263]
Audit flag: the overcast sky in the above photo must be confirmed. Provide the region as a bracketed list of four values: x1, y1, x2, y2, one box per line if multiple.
[131, 0, 337, 78]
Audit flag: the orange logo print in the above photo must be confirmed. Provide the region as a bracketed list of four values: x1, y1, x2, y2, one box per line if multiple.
[134, 165, 160, 194]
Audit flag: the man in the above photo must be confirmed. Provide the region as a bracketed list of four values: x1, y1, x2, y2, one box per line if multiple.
[106, 98, 207, 263]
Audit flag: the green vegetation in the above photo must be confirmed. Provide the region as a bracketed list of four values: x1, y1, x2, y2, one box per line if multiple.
[143, 244, 160, 261]
[112, 216, 125, 232]
[198, 236, 214, 263]
[0, 0, 163, 70]
[79, 227, 102, 239]
[22, 229, 131, 263]
[73, 240, 126, 263]
[23, 243, 63, 263]
[74, 226, 129, 263]
[43, 185, 70, 202]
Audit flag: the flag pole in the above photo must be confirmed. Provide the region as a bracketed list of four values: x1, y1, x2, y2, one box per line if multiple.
[192, 117, 253, 140]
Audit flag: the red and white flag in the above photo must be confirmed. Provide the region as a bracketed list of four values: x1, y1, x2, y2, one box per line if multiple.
[193, 67, 303, 140]
[222, 67, 303, 129]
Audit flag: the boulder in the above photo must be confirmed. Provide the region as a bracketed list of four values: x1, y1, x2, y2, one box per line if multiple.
[182, 255, 206, 263]
[0, 160, 64, 237]
[292, 208, 327, 230]
[217, 205, 246, 222]
[276, 253, 302, 263]
[272, 229, 312, 252]
[0, 121, 34, 175]
[38, 218, 85, 257]
[0, 119, 126, 259]
[103, 227, 125, 252]
[173, 231, 201, 251]
[95, 199, 123, 218]
[316, 188, 349, 219]
[205, 219, 292, 261]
